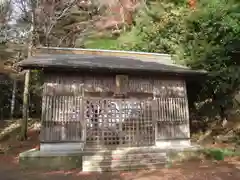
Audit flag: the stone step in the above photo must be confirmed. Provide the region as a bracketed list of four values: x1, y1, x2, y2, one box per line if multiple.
[83, 158, 167, 167]
[83, 154, 167, 163]
[83, 152, 167, 161]
[83, 147, 168, 156]
[82, 152, 167, 172]
[83, 161, 166, 172]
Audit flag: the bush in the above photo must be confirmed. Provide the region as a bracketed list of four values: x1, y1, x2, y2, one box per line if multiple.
[202, 148, 240, 160]
[121, 0, 240, 119]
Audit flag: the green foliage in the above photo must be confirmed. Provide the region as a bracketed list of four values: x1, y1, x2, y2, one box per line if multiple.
[120, 0, 190, 65]
[202, 148, 240, 160]
[84, 38, 119, 49]
[121, 0, 240, 116]
[184, 0, 240, 108]
[29, 70, 43, 117]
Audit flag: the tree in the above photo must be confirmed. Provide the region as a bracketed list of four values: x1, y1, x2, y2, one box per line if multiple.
[16, 0, 97, 140]
[0, 0, 25, 120]
[183, 0, 240, 122]
[0, 0, 13, 60]
[121, 0, 240, 122]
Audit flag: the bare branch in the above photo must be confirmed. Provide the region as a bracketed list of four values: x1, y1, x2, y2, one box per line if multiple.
[57, 24, 96, 47]
[46, 0, 78, 36]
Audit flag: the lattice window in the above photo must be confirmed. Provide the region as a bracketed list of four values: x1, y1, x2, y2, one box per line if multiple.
[156, 98, 188, 122]
[84, 98, 155, 147]
[40, 95, 83, 142]
[154, 97, 190, 140]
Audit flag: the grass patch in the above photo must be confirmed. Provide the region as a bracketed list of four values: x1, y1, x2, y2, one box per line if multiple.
[84, 38, 119, 49]
[202, 148, 240, 161]
[167, 147, 240, 166]
[83, 27, 141, 50]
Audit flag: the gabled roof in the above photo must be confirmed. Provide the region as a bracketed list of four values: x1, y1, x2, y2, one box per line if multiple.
[17, 47, 207, 76]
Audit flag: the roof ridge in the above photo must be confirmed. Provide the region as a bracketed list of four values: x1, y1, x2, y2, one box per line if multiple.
[35, 46, 171, 57]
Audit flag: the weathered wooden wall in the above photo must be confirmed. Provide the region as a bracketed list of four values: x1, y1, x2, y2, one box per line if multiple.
[40, 73, 189, 145]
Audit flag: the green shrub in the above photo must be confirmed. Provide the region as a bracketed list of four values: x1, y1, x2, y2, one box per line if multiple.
[202, 148, 239, 160]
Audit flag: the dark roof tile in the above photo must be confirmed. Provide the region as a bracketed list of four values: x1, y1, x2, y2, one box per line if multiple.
[18, 53, 206, 75]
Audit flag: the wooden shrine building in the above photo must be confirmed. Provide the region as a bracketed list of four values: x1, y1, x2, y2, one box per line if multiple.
[18, 47, 206, 152]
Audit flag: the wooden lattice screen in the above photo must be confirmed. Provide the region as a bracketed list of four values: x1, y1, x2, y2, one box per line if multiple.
[152, 79, 190, 140]
[84, 98, 155, 147]
[40, 95, 83, 142]
[40, 74, 190, 145]
[154, 98, 189, 140]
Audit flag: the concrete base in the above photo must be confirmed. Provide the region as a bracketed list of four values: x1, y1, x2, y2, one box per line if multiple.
[155, 139, 191, 148]
[19, 148, 82, 170]
[40, 139, 192, 152]
[40, 142, 84, 152]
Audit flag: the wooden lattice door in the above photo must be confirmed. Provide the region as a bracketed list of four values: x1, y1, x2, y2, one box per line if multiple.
[83, 98, 155, 148]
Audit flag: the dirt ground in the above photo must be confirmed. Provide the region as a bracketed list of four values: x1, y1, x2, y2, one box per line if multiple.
[0, 154, 240, 180]
[0, 121, 240, 180]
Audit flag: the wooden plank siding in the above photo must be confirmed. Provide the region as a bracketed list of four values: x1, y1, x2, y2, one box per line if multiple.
[40, 73, 190, 145]
[154, 97, 189, 140]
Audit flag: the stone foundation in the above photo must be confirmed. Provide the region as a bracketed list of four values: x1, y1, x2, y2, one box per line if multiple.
[19, 143, 200, 172]
[19, 149, 82, 170]
[155, 139, 191, 148]
[40, 142, 84, 152]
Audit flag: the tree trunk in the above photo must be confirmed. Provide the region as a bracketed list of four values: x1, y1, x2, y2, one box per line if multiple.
[21, 71, 30, 140]
[10, 79, 16, 120]
[20, 7, 35, 141]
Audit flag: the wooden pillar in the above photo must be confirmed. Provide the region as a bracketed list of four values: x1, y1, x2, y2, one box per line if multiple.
[115, 75, 128, 96]
[152, 99, 158, 146]
[80, 85, 86, 145]
[184, 81, 190, 139]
